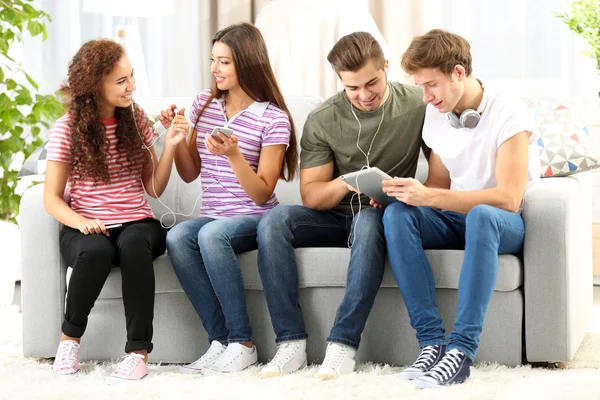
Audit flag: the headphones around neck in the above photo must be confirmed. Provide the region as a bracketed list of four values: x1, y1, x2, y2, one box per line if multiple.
[447, 84, 488, 129]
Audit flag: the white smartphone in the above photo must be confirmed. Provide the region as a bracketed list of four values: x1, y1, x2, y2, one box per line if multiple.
[340, 167, 397, 207]
[210, 127, 234, 139]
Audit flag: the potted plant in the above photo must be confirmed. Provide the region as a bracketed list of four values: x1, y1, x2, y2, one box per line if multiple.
[556, 0, 600, 97]
[0, 0, 63, 305]
[1, 0, 63, 225]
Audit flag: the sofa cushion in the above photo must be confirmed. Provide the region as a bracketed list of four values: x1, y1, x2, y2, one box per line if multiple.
[97, 249, 522, 300]
[531, 101, 599, 177]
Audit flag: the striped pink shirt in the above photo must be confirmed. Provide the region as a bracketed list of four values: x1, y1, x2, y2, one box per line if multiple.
[46, 112, 156, 224]
[189, 89, 291, 218]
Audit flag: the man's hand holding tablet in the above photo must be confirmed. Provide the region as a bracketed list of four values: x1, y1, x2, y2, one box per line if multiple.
[340, 167, 398, 207]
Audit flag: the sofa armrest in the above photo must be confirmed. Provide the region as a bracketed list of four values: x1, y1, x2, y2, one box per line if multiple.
[522, 172, 593, 362]
[20, 183, 66, 358]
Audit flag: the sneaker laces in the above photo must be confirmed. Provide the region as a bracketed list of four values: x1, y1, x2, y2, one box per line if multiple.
[322, 344, 350, 370]
[426, 350, 463, 381]
[190, 343, 224, 366]
[267, 341, 301, 367]
[56, 341, 79, 365]
[214, 344, 245, 368]
[113, 353, 144, 376]
[411, 345, 440, 369]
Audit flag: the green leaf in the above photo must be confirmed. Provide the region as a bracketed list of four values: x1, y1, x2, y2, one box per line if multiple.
[0, 93, 9, 108]
[6, 78, 17, 90]
[31, 103, 43, 119]
[15, 88, 32, 105]
[26, 20, 43, 37]
[556, 0, 600, 72]
[1, 108, 24, 129]
[0, 139, 17, 153]
[0, 39, 8, 56]
[0, 0, 62, 224]
[24, 113, 38, 125]
[11, 126, 24, 136]
[23, 71, 38, 90]
[22, 4, 37, 17]
[4, 10, 17, 25]
[3, 53, 16, 63]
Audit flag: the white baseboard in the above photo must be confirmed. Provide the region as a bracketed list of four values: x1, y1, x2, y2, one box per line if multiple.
[594, 275, 600, 286]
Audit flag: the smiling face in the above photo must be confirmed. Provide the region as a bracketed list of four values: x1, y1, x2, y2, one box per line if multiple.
[210, 41, 239, 92]
[99, 55, 135, 118]
[338, 59, 389, 112]
[413, 66, 465, 113]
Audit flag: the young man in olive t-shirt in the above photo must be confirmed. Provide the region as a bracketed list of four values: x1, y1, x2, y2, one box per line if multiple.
[256, 32, 426, 380]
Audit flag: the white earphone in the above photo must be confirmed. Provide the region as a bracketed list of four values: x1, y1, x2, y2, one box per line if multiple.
[131, 102, 222, 229]
[347, 81, 388, 248]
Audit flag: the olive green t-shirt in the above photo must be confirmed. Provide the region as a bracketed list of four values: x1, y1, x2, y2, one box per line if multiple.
[300, 82, 426, 214]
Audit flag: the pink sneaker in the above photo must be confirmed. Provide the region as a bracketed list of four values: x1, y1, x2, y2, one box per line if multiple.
[105, 353, 148, 385]
[52, 340, 80, 375]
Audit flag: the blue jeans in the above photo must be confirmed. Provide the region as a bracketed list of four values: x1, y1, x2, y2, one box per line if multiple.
[166, 215, 262, 344]
[382, 203, 525, 360]
[257, 205, 386, 349]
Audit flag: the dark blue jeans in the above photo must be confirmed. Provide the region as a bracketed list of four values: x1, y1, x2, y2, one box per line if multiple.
[382, 202, 525, 360]
[257, 205, 386, 349]
[166, 215, 262, 344]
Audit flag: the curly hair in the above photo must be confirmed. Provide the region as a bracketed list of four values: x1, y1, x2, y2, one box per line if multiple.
[59, 39, 149, 184]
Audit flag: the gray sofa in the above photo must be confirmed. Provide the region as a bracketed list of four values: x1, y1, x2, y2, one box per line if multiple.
[20, 95, 593, 367]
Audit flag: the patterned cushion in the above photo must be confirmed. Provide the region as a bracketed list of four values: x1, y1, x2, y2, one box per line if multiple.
[532, 101, 599, 177]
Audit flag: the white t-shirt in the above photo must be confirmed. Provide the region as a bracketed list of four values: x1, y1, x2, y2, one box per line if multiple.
[422, 91, 540, 196]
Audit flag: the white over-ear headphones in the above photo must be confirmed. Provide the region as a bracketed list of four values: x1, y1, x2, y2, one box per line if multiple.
[447, 82, 488, 129]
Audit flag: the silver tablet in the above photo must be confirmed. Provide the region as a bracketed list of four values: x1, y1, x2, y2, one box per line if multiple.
[340, 167, 397, 207]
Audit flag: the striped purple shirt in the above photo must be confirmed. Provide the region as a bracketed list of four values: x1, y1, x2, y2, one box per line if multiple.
[189, 89, 291, 218]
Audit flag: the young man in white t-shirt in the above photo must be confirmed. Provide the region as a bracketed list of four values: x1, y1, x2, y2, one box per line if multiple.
[378, 29, 540, 388]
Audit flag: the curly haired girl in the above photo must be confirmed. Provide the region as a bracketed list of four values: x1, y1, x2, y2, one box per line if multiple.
[44, 39, 186, 384]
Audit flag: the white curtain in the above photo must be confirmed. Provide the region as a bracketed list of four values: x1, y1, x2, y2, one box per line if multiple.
[23, 0, 204, 98]
[255, 0, 396, 99]
[22, 0, 599, 119]
[369, 0, 599, 119]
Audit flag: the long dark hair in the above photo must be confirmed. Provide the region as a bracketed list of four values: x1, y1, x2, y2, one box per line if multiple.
[194, 23, 298, 181]
[59, 39, 148, 184]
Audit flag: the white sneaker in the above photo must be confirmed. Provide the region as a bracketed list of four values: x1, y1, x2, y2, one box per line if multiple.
[314, 343, 356, 380]
[259, 340, 307, 378]
[178, 340, 227, 374]
[201, 342, 258, 374]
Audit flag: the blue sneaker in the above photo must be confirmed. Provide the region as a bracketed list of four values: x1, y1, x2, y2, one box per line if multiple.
[397, 344, 446, 380]
[413, 348, 472, 389]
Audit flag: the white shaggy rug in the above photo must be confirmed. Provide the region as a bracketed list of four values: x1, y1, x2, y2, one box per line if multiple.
[2, 305, 600, 400]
